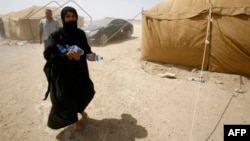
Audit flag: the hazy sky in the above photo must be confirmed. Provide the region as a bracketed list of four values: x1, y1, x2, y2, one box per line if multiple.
[0, 0, 164, 20]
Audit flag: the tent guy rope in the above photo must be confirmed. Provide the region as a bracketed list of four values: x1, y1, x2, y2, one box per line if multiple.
[188, 3, 212, 141]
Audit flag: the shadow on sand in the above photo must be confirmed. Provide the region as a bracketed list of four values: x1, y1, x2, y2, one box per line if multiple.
[56, 113, 148, 141]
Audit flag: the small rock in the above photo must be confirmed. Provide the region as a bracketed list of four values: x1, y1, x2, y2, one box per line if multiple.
[234, 88, 244, 93]
[215, 80, 223, 84]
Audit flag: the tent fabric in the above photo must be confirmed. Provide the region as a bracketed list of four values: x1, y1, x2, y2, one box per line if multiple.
[209, 14, 250, 76]
[2, 6, 61, 40]
[141, 0, 250, 77]
[212, 0, 250, 16]
[141, 13, 209, 68]
[1, 6, 84, 40]
[142, 0, 250, 20]
[142, 0, 208, 20]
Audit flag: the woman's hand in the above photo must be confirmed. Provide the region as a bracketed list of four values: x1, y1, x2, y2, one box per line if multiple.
[66, 49, 82, 60]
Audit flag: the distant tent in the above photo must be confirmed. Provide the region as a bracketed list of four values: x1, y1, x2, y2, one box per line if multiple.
[1, 5, 84, 41]
[141, 0, 250, 77]
[0, 16, 4, 38]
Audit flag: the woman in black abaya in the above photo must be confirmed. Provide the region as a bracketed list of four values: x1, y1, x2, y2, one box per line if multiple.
[43, 6, 96, 131]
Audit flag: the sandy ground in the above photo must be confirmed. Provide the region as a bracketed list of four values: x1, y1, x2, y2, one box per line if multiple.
[0, 21, 250, 141]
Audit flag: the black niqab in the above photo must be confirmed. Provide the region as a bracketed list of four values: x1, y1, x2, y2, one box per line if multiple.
[61, 6, 78, 32]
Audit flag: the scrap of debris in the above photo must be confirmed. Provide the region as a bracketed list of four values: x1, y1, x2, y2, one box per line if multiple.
[159, 72, 176, 79]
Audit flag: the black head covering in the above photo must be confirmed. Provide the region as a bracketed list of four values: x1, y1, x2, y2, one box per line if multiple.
[61, 6, 78, 31]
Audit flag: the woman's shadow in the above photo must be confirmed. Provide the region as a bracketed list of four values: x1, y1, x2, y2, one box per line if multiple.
[56, 113, 148, 141]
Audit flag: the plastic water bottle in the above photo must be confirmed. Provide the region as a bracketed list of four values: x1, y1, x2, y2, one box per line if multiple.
[187, 77, 205, 83]
[57, 44, 84, 55]
[57, 44, 68, 54]
[94, 54, 103, 61]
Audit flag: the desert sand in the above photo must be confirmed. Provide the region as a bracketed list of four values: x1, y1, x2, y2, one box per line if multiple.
[0, 21, 249, 141]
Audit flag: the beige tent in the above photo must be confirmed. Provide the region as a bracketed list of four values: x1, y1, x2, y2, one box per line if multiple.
[2, 6, 84, 41]
[141, 0, 250, 77]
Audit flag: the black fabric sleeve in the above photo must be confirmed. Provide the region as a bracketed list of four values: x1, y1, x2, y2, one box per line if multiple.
[80, 29, 92, 54]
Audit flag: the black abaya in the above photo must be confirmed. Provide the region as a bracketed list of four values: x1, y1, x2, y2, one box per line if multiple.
[43, 27, 95, 129]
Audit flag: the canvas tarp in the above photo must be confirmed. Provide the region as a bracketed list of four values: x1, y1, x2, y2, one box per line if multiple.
[141, 0, 250, 77]
[1, 6, 84, 41]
